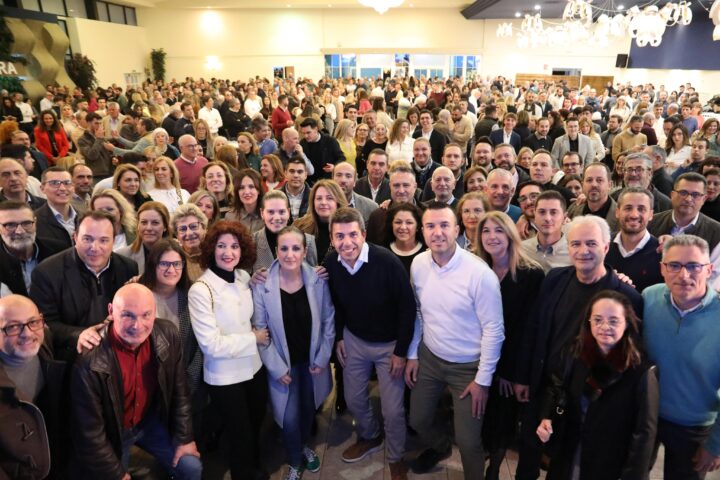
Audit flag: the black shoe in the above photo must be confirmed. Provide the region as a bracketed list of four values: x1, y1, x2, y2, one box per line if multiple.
[411, 447, 452, 474]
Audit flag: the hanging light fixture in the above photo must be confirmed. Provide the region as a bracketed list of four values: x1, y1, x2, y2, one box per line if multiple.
[358, 0, 404, 14]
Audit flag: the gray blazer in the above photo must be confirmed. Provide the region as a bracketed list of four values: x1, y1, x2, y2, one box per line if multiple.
[116, 244, 146, 275]
[251, 261, 335, 426]
[350, 192, 379, 225]
[252, 228, 318, 272]
[551, 133, 595, 167]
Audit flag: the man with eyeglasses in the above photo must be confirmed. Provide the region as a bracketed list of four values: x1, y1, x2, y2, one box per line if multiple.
[515, 215, 643, 480]
[0, 201, 66, 297]
[560, 151, 583, 177]
[643, 234, 720, 478]
[0, 294, 69, 479]
[515, 181, 543, 240]
[170, 204, 208, 281]
[0, 157, 46, 210]
[34, 167, 78, 249]
[30, 211, 138, 361]
[611, 152, 672, 213]
[648, 172, 720, 290]
[174, 134, 208, 194]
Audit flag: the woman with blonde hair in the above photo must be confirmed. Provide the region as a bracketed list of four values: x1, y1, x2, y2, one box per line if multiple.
[147, 156, 191, 214]
[386, 118, 414, 164]
[293, 179, 348, 264]
[334, 119, 357, 169]
[578, 117, 605, 162]
[188, 189, 221, 226]
[200, 161, 234, 217]
[193, 118, 216, 160]
[237, 131, 261, 171]
[90, 188, 137, 250]
[259, 154, 286, 192]
[116, 201, 170, 274]
[475, 211, 545, 480]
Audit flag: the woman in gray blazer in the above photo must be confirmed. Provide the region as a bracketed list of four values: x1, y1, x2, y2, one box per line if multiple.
[252, 189, 318, 272]
[252, 226, 335, 479]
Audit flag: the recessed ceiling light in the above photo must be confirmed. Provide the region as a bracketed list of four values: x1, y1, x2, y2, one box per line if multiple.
[534, 4, 541, 9]
[409, 3, 414, 6]
[515, 11, 522, 17]
[617, 4, 625, 9]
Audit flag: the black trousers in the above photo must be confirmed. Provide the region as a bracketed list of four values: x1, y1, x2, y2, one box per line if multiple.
[654, 418, 713, 480]
[207, 368, 268, 479]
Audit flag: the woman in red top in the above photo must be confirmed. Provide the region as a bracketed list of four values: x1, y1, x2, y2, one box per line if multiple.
[34, 109, 69, 165]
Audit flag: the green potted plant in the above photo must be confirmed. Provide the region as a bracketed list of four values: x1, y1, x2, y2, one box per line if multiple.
[150, 48, 166, 82]
[65, 53, 97, 92]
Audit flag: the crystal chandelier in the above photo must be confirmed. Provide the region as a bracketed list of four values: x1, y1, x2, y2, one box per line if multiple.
[497, 0, 708, 47]
[358, 0, 405, 14]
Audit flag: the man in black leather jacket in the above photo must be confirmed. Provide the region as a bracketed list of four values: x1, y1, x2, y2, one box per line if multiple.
[70, 283, 201, 480]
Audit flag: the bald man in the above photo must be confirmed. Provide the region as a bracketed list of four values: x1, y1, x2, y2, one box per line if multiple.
[71, 283, 202, 480]
[0, 295, 68, 479]
[425, 166, 457, 206]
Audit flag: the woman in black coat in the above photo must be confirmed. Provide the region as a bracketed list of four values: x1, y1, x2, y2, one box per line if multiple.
[475, 211, 545, 480]
[536, 290, 659, 480]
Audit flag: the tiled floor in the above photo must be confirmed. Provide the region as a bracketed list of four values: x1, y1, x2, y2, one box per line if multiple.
[132, 380, 720, 480]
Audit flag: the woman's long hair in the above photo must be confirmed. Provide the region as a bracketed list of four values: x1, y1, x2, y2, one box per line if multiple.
[474, 211, 541, 282]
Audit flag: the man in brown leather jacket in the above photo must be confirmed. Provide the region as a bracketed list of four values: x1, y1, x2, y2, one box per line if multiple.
[70, 284, 201, 480]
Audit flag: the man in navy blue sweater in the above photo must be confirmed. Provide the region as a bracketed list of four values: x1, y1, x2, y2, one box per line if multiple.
[325, 207, 416, 480]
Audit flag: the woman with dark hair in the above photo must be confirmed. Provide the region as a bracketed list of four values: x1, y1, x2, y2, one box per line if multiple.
[372, 96, 393, 130]
[548, 110, 566, 143]
[226, 168, 265, 233]
[475, 211, 545, 480]
[259, 154, 287, 192]
[464, 166, 488, 193]
[558, 174, 582, 200]
[117, 201, 170, 274]
[293, 179, 348, 264]
[665, 123, 691, 174]
[383, 202, 424, 273]
[406, 106, 421, 134]
[112, 163, 152, 211]
[252, 226, 335, 479]
[536, 290, 658, 480]
[139, 239, 203, 396]
[34, 109, 69, 164]
[188, 220, 269, 480]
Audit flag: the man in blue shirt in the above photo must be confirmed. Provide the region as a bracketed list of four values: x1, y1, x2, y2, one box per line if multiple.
[643, 234, 720, 478]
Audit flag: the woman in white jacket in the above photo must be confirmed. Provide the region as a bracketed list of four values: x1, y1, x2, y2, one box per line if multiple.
[252, 226, 335, 480]
[188, 220, 269, 480]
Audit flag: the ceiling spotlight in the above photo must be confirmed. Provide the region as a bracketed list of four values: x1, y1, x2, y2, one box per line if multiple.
[515, 11, 522, 17]
[618, 4, 625, 9]
[534, 4, 541, 9]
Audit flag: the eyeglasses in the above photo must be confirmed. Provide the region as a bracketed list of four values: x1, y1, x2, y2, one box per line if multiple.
[1, 317, 44, 336]
[674, 190, 705, 200]
[44, 179, 73, 188]
[158, 260, 184, 271]
[625, 167, 650, 175]
[0, 220, 35, 231]
[518, 193, 540, 203]
[589, 317, 623, 329]
[176, 222, 201, 233]
[662, 262, 708, 274]
[563, 162, 580, 168]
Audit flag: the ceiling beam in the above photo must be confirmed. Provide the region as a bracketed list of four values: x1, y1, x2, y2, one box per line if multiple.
[461, 0, 502, 19]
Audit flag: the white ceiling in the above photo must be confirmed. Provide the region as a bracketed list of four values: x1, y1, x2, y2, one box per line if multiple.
[127, 0, 471, 9]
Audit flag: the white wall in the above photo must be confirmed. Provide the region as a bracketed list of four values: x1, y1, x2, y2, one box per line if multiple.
[66, 17, 149, 87]
[76, 6, 717, 99]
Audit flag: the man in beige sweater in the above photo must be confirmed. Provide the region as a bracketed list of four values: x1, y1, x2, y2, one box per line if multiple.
[612, 115, 647, 162]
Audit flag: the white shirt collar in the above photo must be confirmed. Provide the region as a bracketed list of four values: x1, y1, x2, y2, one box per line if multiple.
[338, 242, 369, 275]
[612, 230, 652, 258]
[671, 212, 700, 235]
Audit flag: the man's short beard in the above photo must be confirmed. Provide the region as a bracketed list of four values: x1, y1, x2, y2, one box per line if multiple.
[5, 233, 35, 252]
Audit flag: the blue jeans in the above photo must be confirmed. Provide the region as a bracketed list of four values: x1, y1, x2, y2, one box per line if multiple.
[282, 362, 316, 467]
[121, 414, 202, 480]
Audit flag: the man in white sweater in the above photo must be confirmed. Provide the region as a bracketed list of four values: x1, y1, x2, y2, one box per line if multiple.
[405, 201, 505, 480]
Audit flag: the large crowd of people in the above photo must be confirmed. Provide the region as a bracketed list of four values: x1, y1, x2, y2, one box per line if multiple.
[1, 73, 720, 480]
